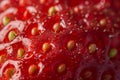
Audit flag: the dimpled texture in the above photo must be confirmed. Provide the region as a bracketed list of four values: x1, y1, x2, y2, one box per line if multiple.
[0, 0, 120, 80]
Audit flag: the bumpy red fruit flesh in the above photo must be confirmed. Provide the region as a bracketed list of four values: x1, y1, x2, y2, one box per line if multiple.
[0, 0, 120, 80]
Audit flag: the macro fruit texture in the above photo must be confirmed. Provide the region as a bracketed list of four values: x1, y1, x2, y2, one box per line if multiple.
[0, 0, 120, 80]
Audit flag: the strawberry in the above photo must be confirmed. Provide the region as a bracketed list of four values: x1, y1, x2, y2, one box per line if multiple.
[0, 0, 120, 80]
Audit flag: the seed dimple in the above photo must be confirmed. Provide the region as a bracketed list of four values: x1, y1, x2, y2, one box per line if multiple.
[57, 63, 66, 73]
[109, 48, 117, 58]
[40, 0, 45, 4]
[31, 27, 39, 35]
[3, 16, 10, 26]
[4, 68, 15, 79]
[88, 43, 96, 53]
[48, 6, 57, 16]
[28, 64, 37, 75]
[83, 71, 92, 79]
[42, 42, 51, 53]
[8, 31, 17, 41]
[53, 23, 61, 33]
[17, 48, 25, 59]
[19, 0, 26, 6]
[67, 40, 75, 50]
[102, 74, 112, 80]
[78, 77, 84, 80]
[100, 18, 107, 26]
[0, 55, 6, 64]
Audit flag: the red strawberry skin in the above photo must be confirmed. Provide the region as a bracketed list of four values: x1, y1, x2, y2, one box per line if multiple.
[0, 0, 120, 80]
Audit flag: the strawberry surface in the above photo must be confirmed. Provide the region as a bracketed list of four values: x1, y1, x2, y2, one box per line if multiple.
[0, 0, 120, 80]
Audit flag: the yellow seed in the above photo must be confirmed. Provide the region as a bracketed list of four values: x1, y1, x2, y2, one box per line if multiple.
[42, 42, 51, 53]
[17, 48, 25, 59]
[8, 31, 17, 41]
[88, 43, 96, 53]
[0, 55, 6, 64]
[100, 18, 107, 26]
[109, 48, 117, 58]
[4, 68, 15, 79]
[3, 16, 10, 26]
[31, 27, 39, 35]
[48, 6, 57, 16]
[28, 64, 37, 75]
[57, 63, 66, 73]
[53, 23, 61, 33]
[67, 40, 75, 50]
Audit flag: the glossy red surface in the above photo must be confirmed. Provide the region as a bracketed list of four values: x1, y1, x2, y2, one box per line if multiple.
[0, 0, 120, 80]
